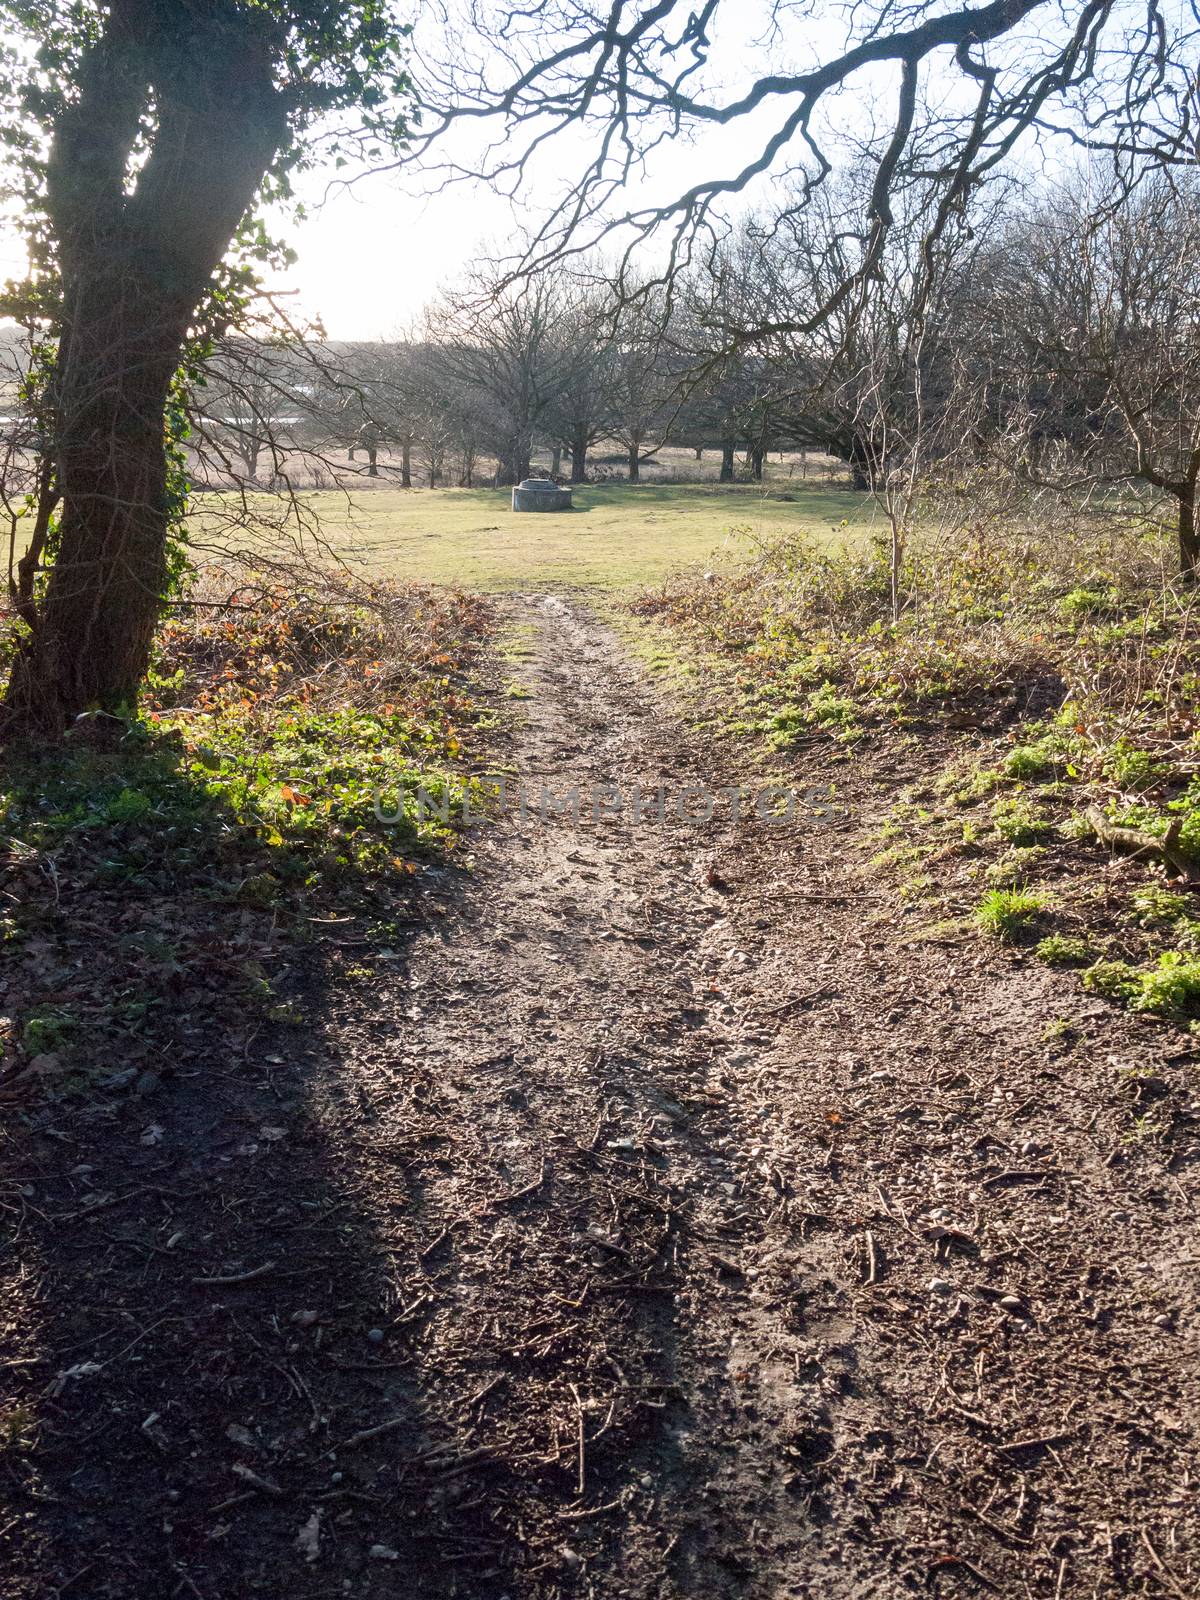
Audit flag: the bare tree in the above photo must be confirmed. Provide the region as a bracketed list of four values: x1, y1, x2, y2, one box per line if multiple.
[427, 274, 575, 484]
[543, 286, 619, 483]
[608, 294, 679, 482]
[406, 0, 1192, 340]
[992, 172, 1200, 581]
[194, 334, 310, 484]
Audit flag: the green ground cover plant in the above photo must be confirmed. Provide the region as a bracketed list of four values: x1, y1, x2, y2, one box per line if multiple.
[0, 575, 494, 1093]
[203, 481, 872, 590]
[633, 503, 1200, 1026]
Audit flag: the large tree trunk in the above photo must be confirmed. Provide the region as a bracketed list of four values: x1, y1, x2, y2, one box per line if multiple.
[749, 442, 765, 481]
[570, 427, 588, 483]
[549, 444, 562, 478]
[848, 433, 877, 492]
[1180, 486, 1199, 583]
[719, 439, 735, 482]
[496, 437, 530, 486]
[4, 291, 179, 733]
[1, 11, 283, 741]
[628, 436, 641, 483]
[241, 434, 263, 482]
[401, 440, 412, 488]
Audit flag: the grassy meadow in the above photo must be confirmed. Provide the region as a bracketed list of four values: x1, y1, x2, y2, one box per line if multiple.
[216, 480, 875, 590]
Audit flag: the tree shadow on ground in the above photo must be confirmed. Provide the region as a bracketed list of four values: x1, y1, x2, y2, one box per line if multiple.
[0, 738, 695, 1598]
[0, 736, 470, 1596]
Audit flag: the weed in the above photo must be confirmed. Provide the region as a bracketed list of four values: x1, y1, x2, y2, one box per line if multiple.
[1112, 794, 1200, 866]
[21, 1007, 78, 1055]
[1084, 950, 1200, 1018]
[977, 887, 1047, 940]
[1131, 885, 1192, 927]
[1124, 1110, 1168, 1144]
[1105, 741, 1171, 792]
[991, 796, 1053, 845]
[0, 574, 494, 1092]
[1133, 951, 1200, 1017]
[1059, 583, 1122, 622]
[1082, 960, 1142, 1004]
[1035, 934, 1093, 966]
[1041, 1017, 1076, 1042]
[1060, 811, 1096, 842]
[986, 845, 1048, 887]
[0, 1403, 35, 1454]
[1003, 742, 1062, 781]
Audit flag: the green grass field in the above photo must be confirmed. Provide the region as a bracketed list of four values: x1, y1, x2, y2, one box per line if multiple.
[253, 481, 874, 590]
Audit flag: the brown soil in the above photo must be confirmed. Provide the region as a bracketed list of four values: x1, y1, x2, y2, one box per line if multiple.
[2, 594, 1198, 1598]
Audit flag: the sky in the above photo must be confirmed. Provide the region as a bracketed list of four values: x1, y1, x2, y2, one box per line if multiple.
[0, 1, 1114, 341]
[266, 1, 897, 339]
[261, 0, 1083, 343]
[276, 169, 518, 341]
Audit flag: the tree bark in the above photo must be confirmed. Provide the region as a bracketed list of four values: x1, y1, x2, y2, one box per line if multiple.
[1180, 486, 1199, 583]
[570, 427, 588, 482]
[401, 440, 412, 488]
[549, 444, 562, 478]
[2, 8, 284, 740]
[719, 439, 735, 482]
[848, 433, 877, 492]
[496, 438, 531, 486]
[628, 438, 641, 483]
[749, 442, 765, 481]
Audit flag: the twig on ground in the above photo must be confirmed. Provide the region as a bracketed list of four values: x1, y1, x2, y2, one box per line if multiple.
[191, 1260, 277, 1286]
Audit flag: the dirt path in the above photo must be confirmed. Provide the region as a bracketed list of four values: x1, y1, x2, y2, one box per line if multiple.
[5, 595, 1199, 1599]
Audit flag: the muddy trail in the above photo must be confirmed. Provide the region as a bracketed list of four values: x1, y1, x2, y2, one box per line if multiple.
[4, 595, 1198, 1599]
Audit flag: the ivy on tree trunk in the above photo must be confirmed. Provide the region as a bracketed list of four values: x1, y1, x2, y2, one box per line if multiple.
[0, 0, 412, 741]
[3, 6, 285, 738]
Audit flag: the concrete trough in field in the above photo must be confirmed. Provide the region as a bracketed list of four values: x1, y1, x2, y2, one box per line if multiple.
[512, 477, 573, 512]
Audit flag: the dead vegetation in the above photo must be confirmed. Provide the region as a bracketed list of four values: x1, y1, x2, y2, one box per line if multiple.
[635, 499, 1200, 1028]
[0, 587, 1197, 1598]
[0, 573, 493, 1103]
